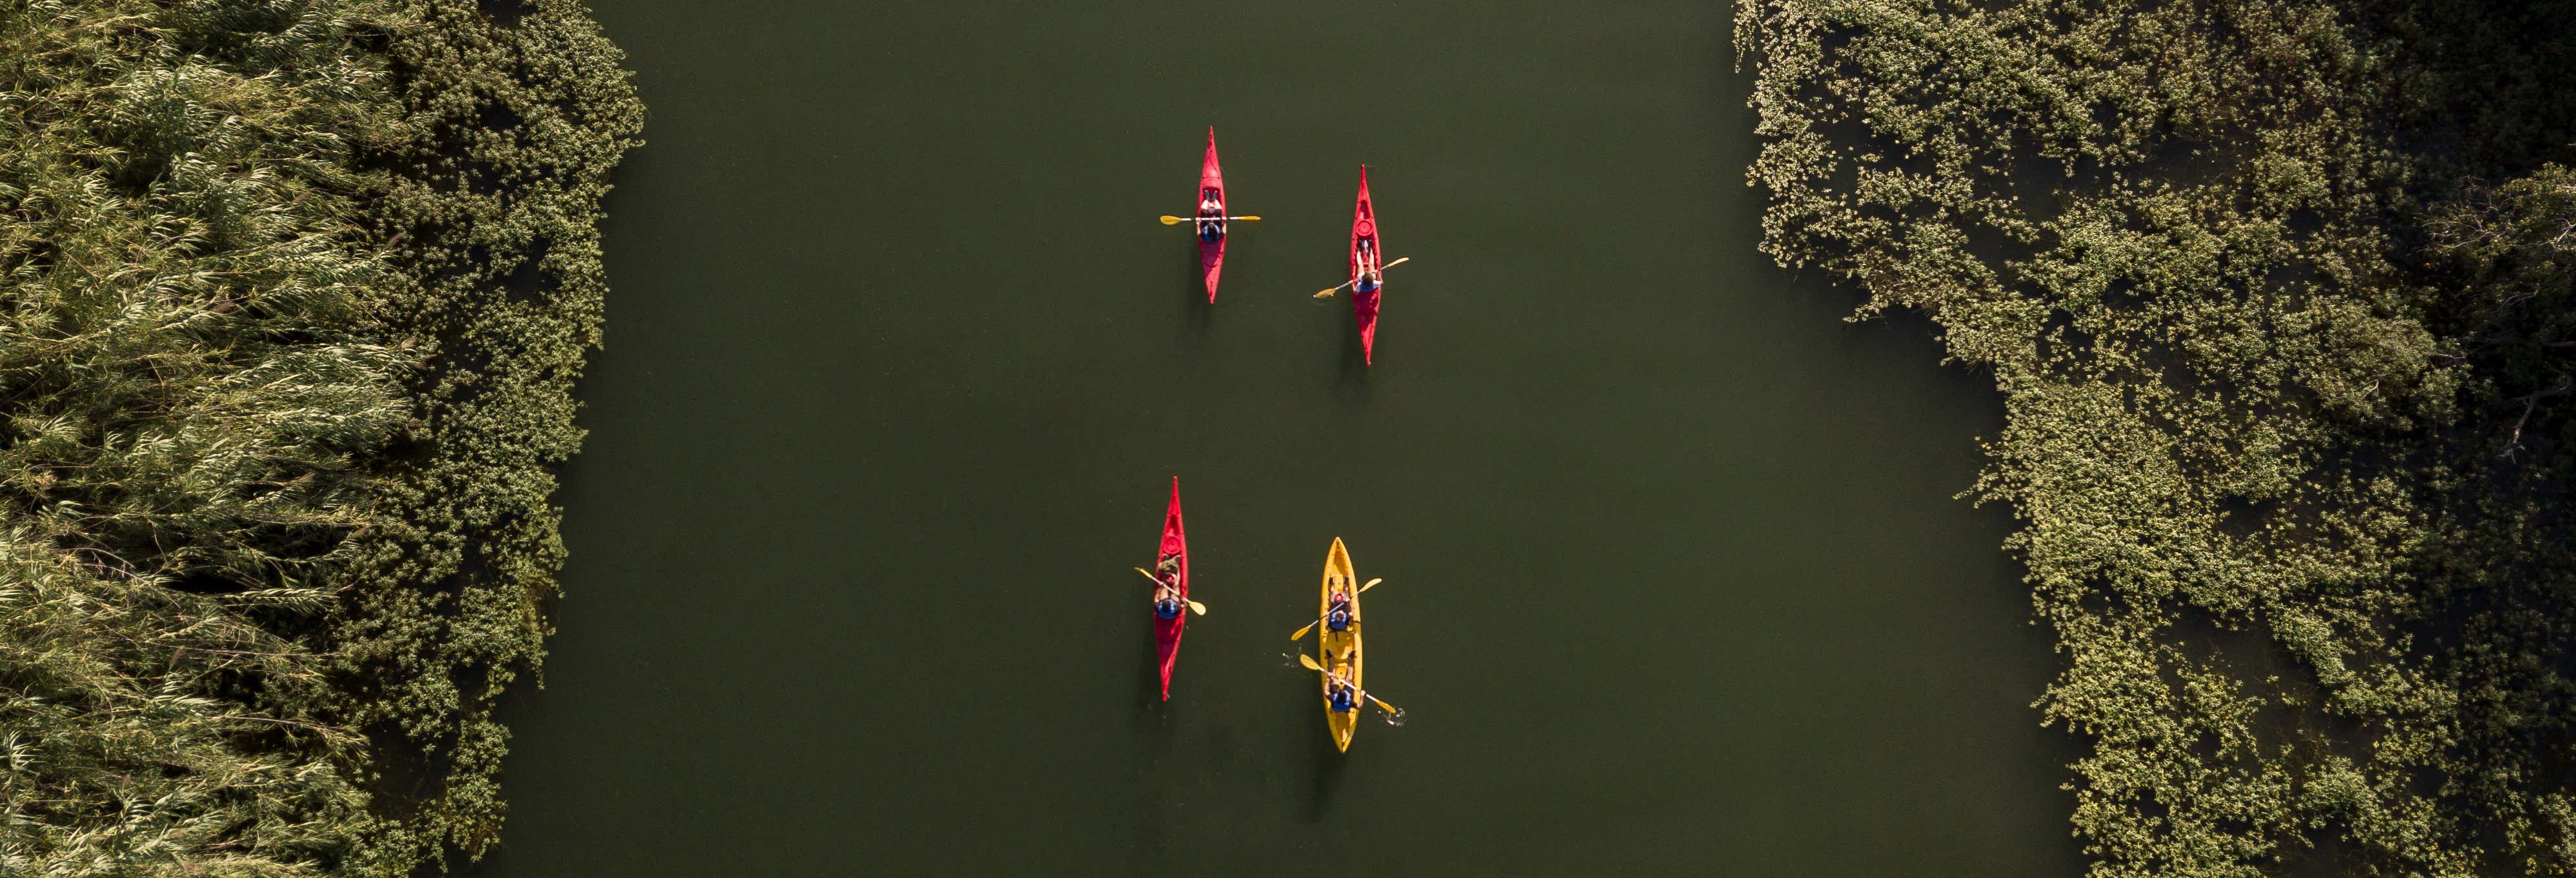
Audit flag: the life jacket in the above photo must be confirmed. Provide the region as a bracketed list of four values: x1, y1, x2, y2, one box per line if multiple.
[1326, 598, 1351, 631]
[1154, 599, 1182, 619]
[1331, 688, 1356, 712]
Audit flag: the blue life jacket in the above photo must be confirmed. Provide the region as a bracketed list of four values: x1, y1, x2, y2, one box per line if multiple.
[1331, 688, 1356, 712]
[1327, 606, 1351, 631]
[1154, 599, 1182, 619]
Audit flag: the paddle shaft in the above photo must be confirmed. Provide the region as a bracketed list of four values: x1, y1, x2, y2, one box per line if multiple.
[1296, 603, 1361, 634]
[1314, 666, 1394, 712]
[1320, 256, 1411, 294]
[1298, 653, 1396, 712]
[1288, 577, 1382, 639]
[1133, 566, 1205, 614]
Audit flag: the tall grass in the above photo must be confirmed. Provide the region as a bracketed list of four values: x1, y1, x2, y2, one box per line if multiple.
[0, 0, 638, 873]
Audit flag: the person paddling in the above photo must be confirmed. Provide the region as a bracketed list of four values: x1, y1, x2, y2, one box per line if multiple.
[1152, 554, 1184, 619]
[1352, 239, 1381, 294]
[1326, 654, 1360, 712]
[1295, 650, 1400, 719]
[1324, 577, 1354, 633]
[1196, 188, 1227, 244]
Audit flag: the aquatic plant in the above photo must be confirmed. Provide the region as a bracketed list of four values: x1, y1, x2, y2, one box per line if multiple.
[1738, 0, 2576, 873]
[325, 0, 641, 864]
[0, 0, 638, 873]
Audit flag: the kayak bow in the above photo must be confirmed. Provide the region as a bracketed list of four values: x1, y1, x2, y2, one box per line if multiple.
[1153, 477, 1190, 700]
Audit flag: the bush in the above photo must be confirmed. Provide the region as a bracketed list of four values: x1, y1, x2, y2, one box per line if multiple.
[1738, 1, 2576, 874]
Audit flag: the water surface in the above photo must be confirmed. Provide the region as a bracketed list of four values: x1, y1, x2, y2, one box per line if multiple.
[476, 1, 2081, 874]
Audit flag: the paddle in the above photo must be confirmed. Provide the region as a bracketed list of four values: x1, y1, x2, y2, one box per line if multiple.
[1313, 257, 1411, 297]
[1132, 567, 1208, 615]
[1299, 653, 1401, 714]
[1288, 577, 1383, 641]
[1160, 215, 1262, 224]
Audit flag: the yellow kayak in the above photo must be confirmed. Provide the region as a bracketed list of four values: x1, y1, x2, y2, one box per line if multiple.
[1318, 537, 1363, 752]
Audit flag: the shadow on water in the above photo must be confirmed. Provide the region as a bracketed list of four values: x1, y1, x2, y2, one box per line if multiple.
[1132, 753, 1178, 871]
[1181, 243, 1212, 335]
[1134, 624, 1172, 732]
[1132, 639, 1178, 873]
[1335, 307, 1372, 393]
[1303, 727, 1348, 823]
[1298, 657, 1349, 823]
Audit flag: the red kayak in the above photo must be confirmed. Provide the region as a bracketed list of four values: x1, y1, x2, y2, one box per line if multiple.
[1151, 477, 1191, 700]
[1196, 129, 1227, 302]
[1349, 165, 1382, 364]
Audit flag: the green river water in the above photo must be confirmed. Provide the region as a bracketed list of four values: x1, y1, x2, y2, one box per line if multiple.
[470, 1, 2084, 874]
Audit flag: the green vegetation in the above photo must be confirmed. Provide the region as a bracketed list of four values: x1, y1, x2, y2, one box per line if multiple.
[1736, 0, 2576, 874]
[0, 0, 638, 873]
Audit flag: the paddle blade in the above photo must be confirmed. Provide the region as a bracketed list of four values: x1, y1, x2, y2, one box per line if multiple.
[1367, 694, 1402, 715]
[1299, 654, 1325, 672]
[1291, 619, 1319, 641]
[1160, 215, 1185, 224]
[1313, 289, 1339, 299]
[1360, 577, 1383, 592]
[1188, 600, 1207, 615]
[1235, 215, 1260, 221]
[1382, 256, 1411, 269]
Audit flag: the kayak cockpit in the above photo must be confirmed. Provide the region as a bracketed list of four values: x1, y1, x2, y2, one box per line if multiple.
[1352, 237, 1381, 294]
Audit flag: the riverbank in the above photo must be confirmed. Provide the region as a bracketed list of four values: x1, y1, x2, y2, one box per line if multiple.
[0, 1, 638, 872]
[1738, 0, 2576, 873]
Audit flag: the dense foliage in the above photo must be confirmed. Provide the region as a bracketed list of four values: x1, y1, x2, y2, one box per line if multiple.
[1736, 0, 2576, 875]
[332, 0, 642, 864]
[0, 0, 638, 873]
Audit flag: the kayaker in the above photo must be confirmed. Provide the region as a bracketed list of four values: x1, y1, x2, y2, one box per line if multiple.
[1353, 240, 1381, 295]
[1196, 188, 1226, 244]
[1152, 554, 1183, 619]
[1326, 662, 1358, 712]
[1325, 583, 1353, 633]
